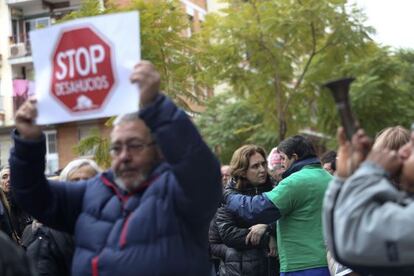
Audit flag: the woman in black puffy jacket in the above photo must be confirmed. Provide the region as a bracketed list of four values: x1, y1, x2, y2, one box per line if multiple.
[211, 145, 279, 276]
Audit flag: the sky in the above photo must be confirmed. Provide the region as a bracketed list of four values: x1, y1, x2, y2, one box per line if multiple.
[354, 0, 414, 49]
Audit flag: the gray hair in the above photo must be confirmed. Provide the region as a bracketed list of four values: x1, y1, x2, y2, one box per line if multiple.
[0, 166, 10, 178]
[112, 112, 156, 143]
[113, 112, 140, 126]
[59, 159, 101, 181]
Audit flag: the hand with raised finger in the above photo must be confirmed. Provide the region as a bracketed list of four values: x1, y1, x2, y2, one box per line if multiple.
[129, 60, 160, 108]
[245, 224, 267, 246]
[15, 98, 42, 140]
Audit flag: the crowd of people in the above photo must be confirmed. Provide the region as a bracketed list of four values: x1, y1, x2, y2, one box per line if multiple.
[0, 61, 413, 276]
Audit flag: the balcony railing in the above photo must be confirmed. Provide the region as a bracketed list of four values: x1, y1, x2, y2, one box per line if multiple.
[9, 34, 31, 59]
[6, 0, 36, 5]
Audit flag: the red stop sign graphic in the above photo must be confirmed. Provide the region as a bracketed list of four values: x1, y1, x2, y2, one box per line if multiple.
[51, 27, 115, 113]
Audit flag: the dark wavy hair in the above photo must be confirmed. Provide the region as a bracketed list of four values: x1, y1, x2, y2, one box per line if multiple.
[229, 145, 267, 190]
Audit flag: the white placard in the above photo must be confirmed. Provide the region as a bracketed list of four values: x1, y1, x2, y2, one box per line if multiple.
[30, 11, 140, 125]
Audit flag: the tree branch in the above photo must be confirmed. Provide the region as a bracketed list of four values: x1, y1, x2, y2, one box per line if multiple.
[283, 21, 317, 113]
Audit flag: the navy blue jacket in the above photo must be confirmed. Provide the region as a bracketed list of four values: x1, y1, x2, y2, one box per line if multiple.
[9, 95, 222, 276]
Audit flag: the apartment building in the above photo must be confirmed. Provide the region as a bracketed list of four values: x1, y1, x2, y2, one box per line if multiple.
[0, 0, 208, 173]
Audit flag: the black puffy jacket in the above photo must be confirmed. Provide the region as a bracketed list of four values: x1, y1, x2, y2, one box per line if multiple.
[22, 223, 74, 276]
[0, 230, 34, 276]
[209, 212, 229, 276]
[215, 179, 279, 276]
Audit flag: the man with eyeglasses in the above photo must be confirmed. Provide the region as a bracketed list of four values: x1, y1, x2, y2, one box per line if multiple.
[9, 61, 222, 275]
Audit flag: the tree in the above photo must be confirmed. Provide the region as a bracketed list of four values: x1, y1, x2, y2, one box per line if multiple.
[348, 47, 414, 135]
[195, 0, 374, 142]
[314, 44, 414, 140]
[196, 93, 277, 163]
[198, 43, 414, 158]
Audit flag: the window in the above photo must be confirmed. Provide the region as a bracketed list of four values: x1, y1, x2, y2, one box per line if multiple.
[24, 17, 51, 43]
[45, 130, 58, 175]
[11, 19, 23, 43]
[78, 125, 96, 141]
[25, 17, 50, 33]
[78, 125, 99, 156]
[0, 140, 12, 168]
[47, 131, 57, 154]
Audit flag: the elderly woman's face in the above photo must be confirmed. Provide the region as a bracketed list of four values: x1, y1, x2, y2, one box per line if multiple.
[68, 165, 97, 181]
[1, 168, 10, 193]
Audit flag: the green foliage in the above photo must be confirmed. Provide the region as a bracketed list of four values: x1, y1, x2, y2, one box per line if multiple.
[195, 0, 374, 142]
[350, 48, 414, 135]
[196, 0, 414, 153]
[74, 128, 111, 169]
[315, 45, 414, 143]
[196, 93, 277, 163]
[60, 0, 103, 20]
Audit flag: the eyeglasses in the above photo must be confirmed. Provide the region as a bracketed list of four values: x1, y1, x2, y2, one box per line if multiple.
[109, 141, 156, 156]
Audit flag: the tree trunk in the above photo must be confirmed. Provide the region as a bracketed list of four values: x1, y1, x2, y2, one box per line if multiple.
[278, 117, 287, 141]
[274, 75, 287, 142]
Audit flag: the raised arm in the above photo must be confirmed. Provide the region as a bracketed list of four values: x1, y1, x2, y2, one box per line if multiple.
[224, 187, 281, 225]
[131, 61, 222, 221]
[327, 162, 414, 266]
[324, 128, 414, 266]
[10, 99, 86, 234]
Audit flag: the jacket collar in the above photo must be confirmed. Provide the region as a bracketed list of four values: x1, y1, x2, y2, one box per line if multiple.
[225, 176, 274, 194]
[281, 156, 320, 179]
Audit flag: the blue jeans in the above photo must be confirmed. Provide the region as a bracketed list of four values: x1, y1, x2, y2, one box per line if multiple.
[280, 267, 330, 276]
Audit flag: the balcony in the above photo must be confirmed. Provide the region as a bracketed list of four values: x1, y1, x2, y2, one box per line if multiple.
[6, 0, 36, 5]
[8, 35, 32, 65]
[6, 0, 38, 10]
[7, 0, 71, 8]
[7, 1, 81, 17]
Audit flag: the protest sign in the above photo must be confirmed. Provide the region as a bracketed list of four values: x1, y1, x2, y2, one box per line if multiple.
[30, 11, 140, 125]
